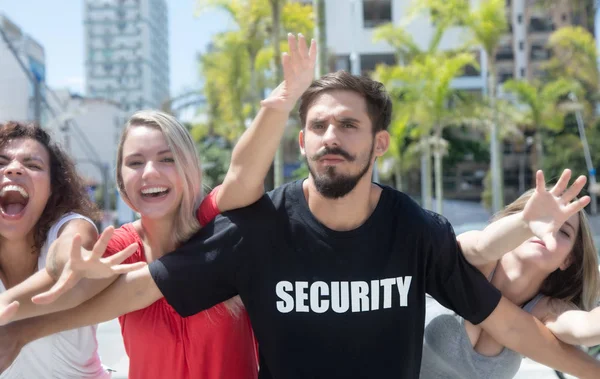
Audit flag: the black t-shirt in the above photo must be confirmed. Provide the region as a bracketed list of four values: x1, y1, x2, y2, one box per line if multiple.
[149, 180, 501, 379]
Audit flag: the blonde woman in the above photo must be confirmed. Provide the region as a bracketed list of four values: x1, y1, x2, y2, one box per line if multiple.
[421, 169, 600, 379]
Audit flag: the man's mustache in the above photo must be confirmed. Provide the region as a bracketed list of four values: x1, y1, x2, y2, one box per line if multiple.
[311, 147, 354, 162]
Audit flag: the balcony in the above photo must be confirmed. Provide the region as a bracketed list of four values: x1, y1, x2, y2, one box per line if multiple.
[530, 45, 551, 61]
[495, 46, 514, 61]
[528, 16, 554, 34]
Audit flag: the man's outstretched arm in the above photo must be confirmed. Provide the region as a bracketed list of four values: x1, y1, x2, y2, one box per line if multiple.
[480, 297, 600, 378]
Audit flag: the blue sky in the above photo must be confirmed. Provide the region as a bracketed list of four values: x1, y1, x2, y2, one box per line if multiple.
[0, 0, 233, 96]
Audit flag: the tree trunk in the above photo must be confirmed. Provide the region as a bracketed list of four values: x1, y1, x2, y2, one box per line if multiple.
[313, 0, 327, 77]
[433, 130, 443, 215]
[248, 53, 261, 118]
[519, 151, 526, 194]
[420, 136, 433, 210]
[270, 0, 284, 188]
[394, 160, 403, 192]
[534, 130, 544, 172]
[488, 61, 504, 213]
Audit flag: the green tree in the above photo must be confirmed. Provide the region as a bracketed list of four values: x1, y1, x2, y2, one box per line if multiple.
[544, 116, 600, 183]
[372, 10, 464, 210]
[198, 32, 251, 141]
[376, 52, 477, 214]
[197, 136, 233, 189]
[545, 26, 599, 98]
[503, 78, 582, 175]
[465, 0, 508, 212]
[196, 0, 313, 188]
[416, 0, 509, 211]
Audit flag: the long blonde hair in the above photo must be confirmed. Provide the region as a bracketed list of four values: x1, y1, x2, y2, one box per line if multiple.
[116, 110, 242, 314]
[492, 189, 600, 310]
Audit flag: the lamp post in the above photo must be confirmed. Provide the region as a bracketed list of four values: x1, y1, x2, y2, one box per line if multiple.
[569, 92, 597, 215]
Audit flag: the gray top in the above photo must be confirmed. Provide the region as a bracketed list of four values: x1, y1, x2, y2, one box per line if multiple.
[420, 273, 544, 379]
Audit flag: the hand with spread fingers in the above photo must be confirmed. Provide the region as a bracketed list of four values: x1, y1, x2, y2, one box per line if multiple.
[261, 33, 317, 113]
[31, 227, 143, 305]
[522, 169, 591, 252]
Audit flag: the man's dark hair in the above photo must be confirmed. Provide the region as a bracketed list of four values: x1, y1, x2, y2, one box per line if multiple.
[298, 70, 393, 133]
[0, 121, 100, 252]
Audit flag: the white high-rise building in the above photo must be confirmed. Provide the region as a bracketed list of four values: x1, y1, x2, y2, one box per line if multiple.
[324, 0, 486, 92]
[323, 0, 576, 92]
[84, 0, 169, 113]
[0, 14, 46, 123]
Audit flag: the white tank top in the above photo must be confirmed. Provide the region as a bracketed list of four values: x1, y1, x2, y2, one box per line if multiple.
[0, 213, 111, 379]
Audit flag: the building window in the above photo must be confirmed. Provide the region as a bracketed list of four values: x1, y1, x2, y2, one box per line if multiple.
[517, 14, 522, 24]
[495, 45, 513, 61]
[561, 13, 567, 22]
[519, 41, 524, 50]
[462, 51, 481, 77]
[520, 67, 526, 77]
[359, 53, 395, 73]
[363, 0, 392, 28]
[498, 71, 513, 83]
[530, 44, 550, 61]
[529, 16, 554, 33]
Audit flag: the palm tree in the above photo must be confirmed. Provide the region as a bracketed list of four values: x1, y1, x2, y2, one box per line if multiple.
[376, 52, 477, 214]
[372, 10, 465, 210]
[313, 0, 327, 77]
[503, 78, 583, 176]
[197, 0, 270, 114]
[196, 0, 314, 188]
[198, 32, 251, 141]
[545, 26, 599, 96]
[463, 0, 509, 212]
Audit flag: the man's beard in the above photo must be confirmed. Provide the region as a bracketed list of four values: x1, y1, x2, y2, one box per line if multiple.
[306, 144, 374, 199]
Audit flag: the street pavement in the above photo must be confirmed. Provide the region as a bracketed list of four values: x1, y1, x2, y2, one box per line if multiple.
[94, 199, 598, 379]
[97, 320, 128, 379]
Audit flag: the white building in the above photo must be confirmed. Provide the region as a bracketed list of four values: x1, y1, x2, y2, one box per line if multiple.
[84, 0, 169, 113]
[45, 90, 126, 186]
[323, 0, 574, 91]
[323, 0, 486, 92]
[46, 90, 136, 225]
[0, 14, 46, 123]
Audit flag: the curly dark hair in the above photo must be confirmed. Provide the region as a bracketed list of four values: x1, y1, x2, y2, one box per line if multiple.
[0, 122, 100, 253]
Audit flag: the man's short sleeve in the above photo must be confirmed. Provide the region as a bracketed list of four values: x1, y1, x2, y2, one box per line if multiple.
[424, 213, 502, 325]
[149, 215, 243, 317]
[149, 195, 271, 317]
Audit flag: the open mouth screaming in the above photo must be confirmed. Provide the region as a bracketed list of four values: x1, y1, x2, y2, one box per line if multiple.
[0, 184, 29, 218]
